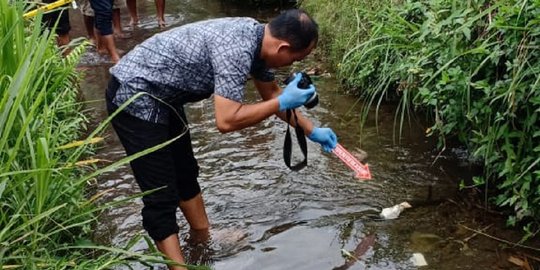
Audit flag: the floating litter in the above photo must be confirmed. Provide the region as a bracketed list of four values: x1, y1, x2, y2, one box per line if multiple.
[332, 143, 372, 180]
[380, 202, 412, 220]
[410, 253, 428, 266]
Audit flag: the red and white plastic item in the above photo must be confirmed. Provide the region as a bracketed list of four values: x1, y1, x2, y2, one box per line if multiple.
[332, 143, 372, 180]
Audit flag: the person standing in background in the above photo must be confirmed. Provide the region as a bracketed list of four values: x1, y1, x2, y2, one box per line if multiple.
[126, 0, 138, 26]
[125, 0, 166, 28]
[41, 0, 71, 48]
[89, 0, 121, 62]
[80, 0, 129, 46]
[79, 0, 98, 45]
[155, 0, 165, 28]
[111, 0, 131, 39]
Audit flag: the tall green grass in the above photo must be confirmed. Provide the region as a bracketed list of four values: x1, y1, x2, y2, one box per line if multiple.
[0, 1, 210, 269]
[301, 0, 394, 69]
[303, 0, 540, 239]
[1, 0, 106, 267]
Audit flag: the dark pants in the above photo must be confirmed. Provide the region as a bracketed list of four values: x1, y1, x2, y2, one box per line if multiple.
[106, 77, 201, 241]
[90, 0, 113, 35]
[42, 0, 71, 35]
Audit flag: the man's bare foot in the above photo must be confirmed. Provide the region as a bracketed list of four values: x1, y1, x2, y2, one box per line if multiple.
[129, 18, 139, 27]
[110, 49, 124, 63]
[158, 19, 166, 28]
[88, 38, 97, 47]
[98, 48, 124, 56]
[114, 32, 132, 39]
[111, 54, 120, 63]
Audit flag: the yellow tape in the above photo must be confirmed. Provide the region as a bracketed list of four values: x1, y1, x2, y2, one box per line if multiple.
[23, 0, 74, 19]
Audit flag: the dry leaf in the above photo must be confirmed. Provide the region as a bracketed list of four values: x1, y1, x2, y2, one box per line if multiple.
[58, 137, 104, 150]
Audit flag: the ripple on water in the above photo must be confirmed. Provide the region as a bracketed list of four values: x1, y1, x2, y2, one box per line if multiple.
[79, 47, 115, 66]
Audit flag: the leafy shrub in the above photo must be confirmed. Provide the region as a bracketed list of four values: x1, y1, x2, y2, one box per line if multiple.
[304, 0, 540, 239]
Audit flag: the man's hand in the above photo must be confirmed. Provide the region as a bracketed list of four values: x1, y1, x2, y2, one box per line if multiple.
[277, 73, 315, 111]
[308, 127, 338, 152]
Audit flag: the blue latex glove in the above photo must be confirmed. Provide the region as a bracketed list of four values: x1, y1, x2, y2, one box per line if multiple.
[308, 127, 338, 152]
[277, 73, 316, 111]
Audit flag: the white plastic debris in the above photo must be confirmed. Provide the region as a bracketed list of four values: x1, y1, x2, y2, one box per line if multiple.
[410, 252, 428, 266]
[379, 202, 412, 220]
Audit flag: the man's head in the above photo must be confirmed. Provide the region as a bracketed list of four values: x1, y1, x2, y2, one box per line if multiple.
[261, 9, 319, 68]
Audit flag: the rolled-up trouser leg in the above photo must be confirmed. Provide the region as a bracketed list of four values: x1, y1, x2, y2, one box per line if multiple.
[90, 0, 113, 35]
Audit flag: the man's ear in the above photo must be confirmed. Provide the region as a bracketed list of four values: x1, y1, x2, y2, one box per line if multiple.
[276, 41, 291, 54]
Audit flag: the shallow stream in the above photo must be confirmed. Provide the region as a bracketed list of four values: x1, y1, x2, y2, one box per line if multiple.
[70, 1, 530, 269]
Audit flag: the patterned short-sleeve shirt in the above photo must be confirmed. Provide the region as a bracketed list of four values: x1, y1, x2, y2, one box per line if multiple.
[109, 17, 275, 124]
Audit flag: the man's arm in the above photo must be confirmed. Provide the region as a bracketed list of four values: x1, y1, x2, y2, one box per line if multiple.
[253, 79, 315, 136]
[213, 93, 280, 133]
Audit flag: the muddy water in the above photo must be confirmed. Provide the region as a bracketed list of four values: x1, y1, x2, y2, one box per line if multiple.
[71, 1, 532, 270]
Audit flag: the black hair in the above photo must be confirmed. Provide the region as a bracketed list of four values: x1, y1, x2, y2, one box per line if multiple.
[268, 9, 319, 52]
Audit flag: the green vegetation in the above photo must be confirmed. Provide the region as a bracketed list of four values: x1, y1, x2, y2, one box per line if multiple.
[303, 0, 540, 239]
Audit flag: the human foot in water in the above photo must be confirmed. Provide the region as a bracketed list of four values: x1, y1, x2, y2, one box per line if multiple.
[158, 18, 166, 29]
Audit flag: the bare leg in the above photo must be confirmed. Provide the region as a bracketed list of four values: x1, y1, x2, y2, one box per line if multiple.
[126, 0, 139, 26]
[112, 8, 122, 36]
[57, 33, 70, 47]
[155, 193, 208, 270]
[180, 193, 211, 265]
[57, 33, 70, 55]
[95, 27, 108, 54]
[156, 234, 188, 270]
[82, 15, 97, 45]
[179, 193, 210, 231]
[154, 0, 165, 28]
[112, 8, 130, 38]
[99, 34, 120, 63]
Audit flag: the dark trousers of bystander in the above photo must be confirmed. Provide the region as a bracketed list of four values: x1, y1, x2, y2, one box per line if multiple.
[89, 0, 113, 35]
[41, 0, 71, 46]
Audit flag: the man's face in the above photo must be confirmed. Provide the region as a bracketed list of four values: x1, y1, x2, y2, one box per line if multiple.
[265, 41, 316, 68]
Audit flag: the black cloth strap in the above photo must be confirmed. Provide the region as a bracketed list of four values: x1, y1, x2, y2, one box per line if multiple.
[283, 109, 308, 171]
